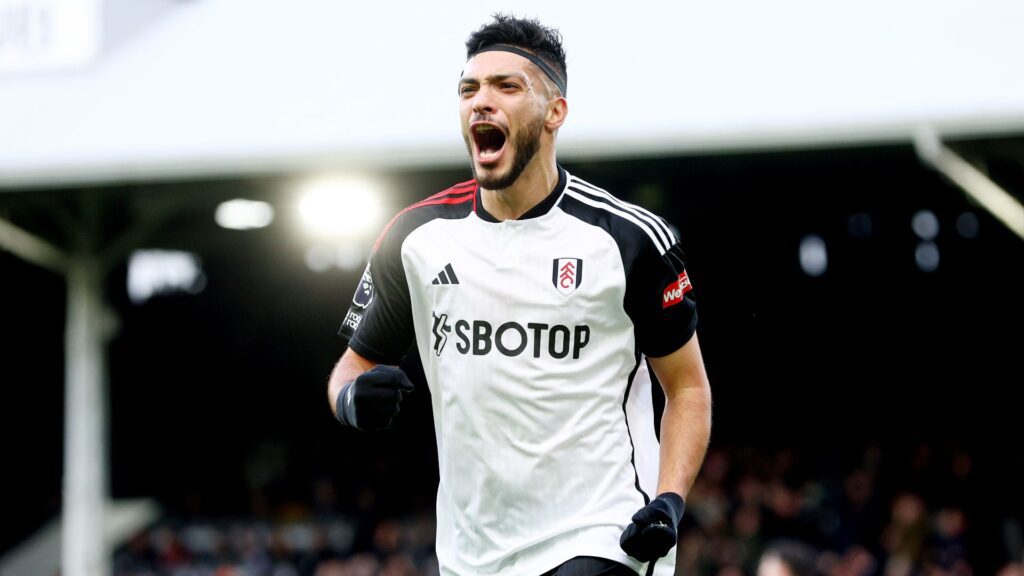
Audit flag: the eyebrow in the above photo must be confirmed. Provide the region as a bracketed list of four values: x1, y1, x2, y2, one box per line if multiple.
[458, 72, 531, 87]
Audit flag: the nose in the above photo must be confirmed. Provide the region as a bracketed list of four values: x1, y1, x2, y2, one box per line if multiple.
[471, 86, 496, 116]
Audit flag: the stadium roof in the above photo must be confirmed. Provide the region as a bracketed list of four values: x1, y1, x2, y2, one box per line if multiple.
[1, 0, 1023, 189]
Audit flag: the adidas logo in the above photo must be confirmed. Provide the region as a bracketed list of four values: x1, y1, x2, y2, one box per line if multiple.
[430, 263, 460, 285]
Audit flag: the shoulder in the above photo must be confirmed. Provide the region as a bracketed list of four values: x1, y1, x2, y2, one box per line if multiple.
[373, 179, 476, 254]
[559, 172, 677, 257]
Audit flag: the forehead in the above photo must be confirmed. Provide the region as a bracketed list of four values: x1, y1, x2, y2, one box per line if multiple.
[462, 50, 537, 81]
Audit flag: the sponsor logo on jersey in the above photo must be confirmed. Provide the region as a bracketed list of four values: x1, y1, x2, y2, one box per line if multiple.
[432, 310, 590, 359]
[432, 311, 452, 356]
[552, 258, 583, 295]
[353, 265, 374, 309]
[430, 263, 460, 286]
[343, 310, 363, 331]
[662, 270, 693, 308]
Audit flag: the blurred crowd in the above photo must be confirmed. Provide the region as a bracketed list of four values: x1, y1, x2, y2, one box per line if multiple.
[113, 443, 1023, 576]
[676, 443, 1020, 575]
[113, 515, 438, 576]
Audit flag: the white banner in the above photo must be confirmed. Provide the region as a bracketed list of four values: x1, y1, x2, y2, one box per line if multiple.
[0, 0, 100, 74]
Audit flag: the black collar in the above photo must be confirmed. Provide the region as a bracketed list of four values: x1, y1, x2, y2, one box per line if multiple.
[475, 165, 567, 223]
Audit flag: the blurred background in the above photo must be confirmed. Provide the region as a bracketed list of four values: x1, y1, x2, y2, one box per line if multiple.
[2, 1, 1023, 576]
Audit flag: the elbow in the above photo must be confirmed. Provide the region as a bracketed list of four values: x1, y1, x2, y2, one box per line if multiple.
[326, 356, 348, 415]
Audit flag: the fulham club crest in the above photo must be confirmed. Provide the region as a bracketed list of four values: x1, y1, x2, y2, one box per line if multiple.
[552, 258, 583, 295]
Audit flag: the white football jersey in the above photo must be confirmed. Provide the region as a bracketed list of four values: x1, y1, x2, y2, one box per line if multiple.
[339, 167, 697, 576]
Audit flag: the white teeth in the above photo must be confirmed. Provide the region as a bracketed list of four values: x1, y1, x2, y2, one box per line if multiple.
[475, 125, 494, 134]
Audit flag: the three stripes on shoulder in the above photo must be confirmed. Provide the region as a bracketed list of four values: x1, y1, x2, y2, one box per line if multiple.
[565, 176, 677, 256]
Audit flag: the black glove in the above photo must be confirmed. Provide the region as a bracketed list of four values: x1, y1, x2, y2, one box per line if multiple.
[620, 492, 685, 562]
[335, 366, 414, 431]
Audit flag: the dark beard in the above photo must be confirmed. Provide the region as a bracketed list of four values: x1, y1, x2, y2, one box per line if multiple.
[469, 115, 544, 191]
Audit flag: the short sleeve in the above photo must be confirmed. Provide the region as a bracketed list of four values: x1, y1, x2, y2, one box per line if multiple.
[626, 241, 698, 358]
[337, 225, 415, 365]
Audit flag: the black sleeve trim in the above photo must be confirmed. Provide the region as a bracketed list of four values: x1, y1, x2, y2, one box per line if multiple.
[642, 311, 698, 358]
[348, 336, 404, 365]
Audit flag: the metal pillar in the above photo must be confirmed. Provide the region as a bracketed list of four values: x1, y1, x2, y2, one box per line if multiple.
[2, 202, 111, 576]
[1, 196, 170, 576]
[62, 254, 111, 576]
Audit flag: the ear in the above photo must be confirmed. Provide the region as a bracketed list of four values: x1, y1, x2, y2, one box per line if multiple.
[545, 97, 568, 131]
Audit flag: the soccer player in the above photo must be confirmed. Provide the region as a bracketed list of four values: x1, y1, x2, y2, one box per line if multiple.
[329, 14, 712, 576]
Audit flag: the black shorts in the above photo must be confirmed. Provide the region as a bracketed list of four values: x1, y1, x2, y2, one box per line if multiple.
[541, 556, 638, 576]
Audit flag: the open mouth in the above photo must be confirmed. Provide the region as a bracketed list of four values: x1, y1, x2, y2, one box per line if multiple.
[471, 122, 507, 164]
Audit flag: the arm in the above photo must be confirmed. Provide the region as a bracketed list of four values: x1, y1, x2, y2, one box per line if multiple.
[647, 333, 712, 499]
[329, 219, 416, 429]
[326, 347, 379, 419]
[619, 334, 710, 561]
[326, 347, 414, 430]
[618, 334, 711, 562]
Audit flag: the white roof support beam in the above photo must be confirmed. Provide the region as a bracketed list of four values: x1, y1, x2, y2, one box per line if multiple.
[0, 217, 69, 275]
[914, 127, 1024, 242]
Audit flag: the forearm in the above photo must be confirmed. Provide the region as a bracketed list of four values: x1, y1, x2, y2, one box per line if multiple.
[327, 348, 378, 418]
[656, 380, 712, 498]
[620, 373, 709, 562]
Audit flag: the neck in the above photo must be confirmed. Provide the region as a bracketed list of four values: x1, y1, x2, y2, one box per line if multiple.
[480, 153, 559, 221]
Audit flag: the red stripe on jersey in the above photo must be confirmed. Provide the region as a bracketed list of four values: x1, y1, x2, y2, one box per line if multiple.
[427, 180, 476, 200]
[371, 190, 475, 253]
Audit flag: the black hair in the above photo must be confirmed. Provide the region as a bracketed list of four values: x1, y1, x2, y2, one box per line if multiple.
[465, 14, 567, 95]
